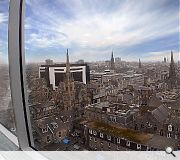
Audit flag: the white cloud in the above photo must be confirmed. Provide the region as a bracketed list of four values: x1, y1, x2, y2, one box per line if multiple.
[24, 0, 179, 63]
[0, 13, 7, 24]
[141, 50, 180, 62]
[25, 0, 178, 50]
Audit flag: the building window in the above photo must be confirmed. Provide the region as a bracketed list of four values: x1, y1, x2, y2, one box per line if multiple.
[175, 135, 178, 139]
[117, 145, 120, 150]
[108, 143, 111, 147]
[42, 128, 48, 133]
[113, 117, 117, 122]
[146, 146, 151, 151]
[167, 133, 171, 138]
[107, 135, 111, 141]
[0, 0, 18, 137]
[94, 145, 97, 150]
[117, 138, 121, 144]
[137, 144, 141, 150]
[100, 133, 104, 138]
[58, 131, 61, 138]
[8, 0, 180, 152]
[126, 141, 130, 147]
[89, 129, 93, 134]
[89, 136, 92, 141]
[146, 122, 152, 128]
[168, 124, 172, 132]
[93, 130, 97, 136]
[47, 135, 51, 143]
[160, 129, 163, 136]
[110, 116, 114, 122]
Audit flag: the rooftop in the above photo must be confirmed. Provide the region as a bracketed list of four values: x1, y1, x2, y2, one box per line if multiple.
[86, 102, 109, 110]
[41, 63, 87, 67]
[147, 135, 178, 150]
[86, 102, 138, 117]
[88, 121, 153, 144]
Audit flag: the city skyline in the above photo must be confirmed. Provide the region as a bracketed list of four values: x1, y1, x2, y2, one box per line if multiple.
[0, 0, 179, 63]
[1, 0, 180, 152]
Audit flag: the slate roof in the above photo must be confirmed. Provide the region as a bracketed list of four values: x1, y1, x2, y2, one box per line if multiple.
[147, 135, 178, 150]
[148, 95, 162, 108]
[151, 104, 169, 123]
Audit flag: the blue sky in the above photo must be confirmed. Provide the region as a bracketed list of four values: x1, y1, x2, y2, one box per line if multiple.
[0, 0, 179, 63]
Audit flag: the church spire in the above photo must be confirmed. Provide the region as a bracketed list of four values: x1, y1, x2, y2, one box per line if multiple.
[111, 51, 114, 60]
[169, 50, 176, 78]
[171, 50, 174, 63]
[139, 58, 142, 68]
[66, 49, 71, 81]
[110, 50, 115, 70]
[63, 49, 75, 111]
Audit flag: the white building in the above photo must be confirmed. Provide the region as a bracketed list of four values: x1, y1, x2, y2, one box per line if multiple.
[39, 64, 90, 89]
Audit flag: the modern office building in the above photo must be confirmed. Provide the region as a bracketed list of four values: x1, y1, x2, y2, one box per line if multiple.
[39, 50, 90, 89]
[39, 62, 90, 89]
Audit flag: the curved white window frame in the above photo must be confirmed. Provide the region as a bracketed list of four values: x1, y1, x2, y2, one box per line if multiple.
[8, 0, 34, 150]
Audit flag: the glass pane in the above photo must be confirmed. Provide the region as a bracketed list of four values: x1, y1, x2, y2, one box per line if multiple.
[25, 0, 180, 151]
[0, 1, 16, 134]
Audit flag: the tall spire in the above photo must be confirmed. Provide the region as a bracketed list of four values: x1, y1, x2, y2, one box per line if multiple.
[110, 50, 115, 70]
[164, 57, 167, 63]
[171, 50, 174, 63]
[139, 58, 142, 68]
[66, 49, 71, 80]
[169, 50, 176, 78]
[111, 51, 114, 60]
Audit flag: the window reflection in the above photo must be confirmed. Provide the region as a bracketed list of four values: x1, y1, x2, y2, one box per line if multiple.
[25, 0, 180, 151]
[0, 0, 16, 134]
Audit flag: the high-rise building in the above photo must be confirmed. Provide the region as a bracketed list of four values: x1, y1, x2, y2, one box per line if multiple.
[39, 54, 90, 90]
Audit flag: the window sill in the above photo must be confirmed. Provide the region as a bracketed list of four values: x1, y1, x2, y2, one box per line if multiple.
[0, 123, 19, 150]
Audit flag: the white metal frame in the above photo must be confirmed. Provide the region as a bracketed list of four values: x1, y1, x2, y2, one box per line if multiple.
[0, 123, 19, 147]
[8, 0, 34, 150]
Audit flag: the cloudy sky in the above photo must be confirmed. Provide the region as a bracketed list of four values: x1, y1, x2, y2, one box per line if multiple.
[0, 0, 179, 63]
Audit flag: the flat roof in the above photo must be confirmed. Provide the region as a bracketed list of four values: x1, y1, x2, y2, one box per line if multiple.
[87, 102, 109, 109]
[41, 63, 88, 67]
